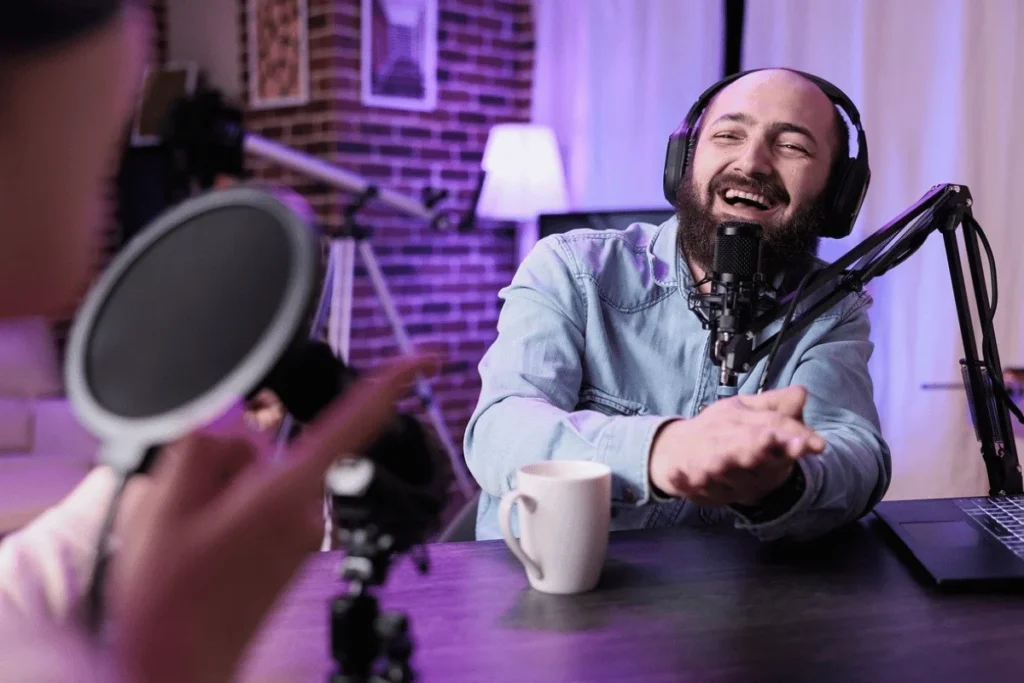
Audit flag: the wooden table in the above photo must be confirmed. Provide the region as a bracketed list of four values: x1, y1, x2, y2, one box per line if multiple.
[241, 519, 1024, 682]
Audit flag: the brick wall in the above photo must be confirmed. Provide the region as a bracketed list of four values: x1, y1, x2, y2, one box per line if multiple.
[239, 0, 534, 460]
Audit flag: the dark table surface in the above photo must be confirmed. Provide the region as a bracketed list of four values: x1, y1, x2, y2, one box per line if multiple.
[241, 518, 1024, 683]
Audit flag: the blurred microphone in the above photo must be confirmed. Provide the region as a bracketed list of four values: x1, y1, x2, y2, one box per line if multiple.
[249, 339, 356, 425]
[689, 221, 767, 386]
[249, 340, 451, 546]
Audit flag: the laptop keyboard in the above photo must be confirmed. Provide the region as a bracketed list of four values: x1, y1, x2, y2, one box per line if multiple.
[955, 495, 1024, 558]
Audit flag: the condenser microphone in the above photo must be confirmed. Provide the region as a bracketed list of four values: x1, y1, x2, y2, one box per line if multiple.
[688, 221, 765, 388]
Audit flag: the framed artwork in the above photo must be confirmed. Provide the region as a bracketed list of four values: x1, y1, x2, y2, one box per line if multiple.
[360, 0, 438, 112]
[248, 0, 311, 109]
[131, 62, 198, 146]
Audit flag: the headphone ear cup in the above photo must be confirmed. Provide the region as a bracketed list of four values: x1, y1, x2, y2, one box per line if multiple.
[843, 163, 871, 233]
[662, 131, 690, 206]
[821, 162, 870, 239]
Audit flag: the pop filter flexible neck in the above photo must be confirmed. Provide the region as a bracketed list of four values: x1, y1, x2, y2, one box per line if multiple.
[65, 186, 320, 475]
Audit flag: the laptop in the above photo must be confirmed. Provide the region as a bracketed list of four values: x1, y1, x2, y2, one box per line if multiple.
[873, 495, 1024, 586]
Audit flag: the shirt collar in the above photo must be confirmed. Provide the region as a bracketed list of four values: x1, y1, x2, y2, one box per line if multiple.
[647, 215, 686, 289]
[647, 214, 791, 299]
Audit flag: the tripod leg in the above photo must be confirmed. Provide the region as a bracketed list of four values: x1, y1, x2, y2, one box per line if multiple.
[304, 241, 355, 550]
[355, 240, 476, 499]
[328, 239, 357, 363]
[377, 612, 415, 683]
[330, 591, 379, 683]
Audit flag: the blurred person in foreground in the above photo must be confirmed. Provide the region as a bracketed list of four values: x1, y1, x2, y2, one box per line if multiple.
[0, 3, 435, 682]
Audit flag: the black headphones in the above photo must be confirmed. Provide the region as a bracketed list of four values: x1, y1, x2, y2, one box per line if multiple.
[662, 68, 871, 239]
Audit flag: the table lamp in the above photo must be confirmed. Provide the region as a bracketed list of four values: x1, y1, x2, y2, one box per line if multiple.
[477, 123, 569, 263]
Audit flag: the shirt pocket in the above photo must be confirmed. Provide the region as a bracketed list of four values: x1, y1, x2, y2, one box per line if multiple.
[577, 385, 649, 417]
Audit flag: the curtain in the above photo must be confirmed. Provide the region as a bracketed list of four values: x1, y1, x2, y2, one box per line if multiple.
[530, 0, 724, 211]
[742, 0, 1024, 500]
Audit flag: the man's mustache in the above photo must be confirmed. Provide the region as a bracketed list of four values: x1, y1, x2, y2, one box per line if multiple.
[709, 173, 790, 206]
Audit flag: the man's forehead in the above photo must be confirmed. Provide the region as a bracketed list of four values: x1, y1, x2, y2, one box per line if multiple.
[703, 70, 836, 136]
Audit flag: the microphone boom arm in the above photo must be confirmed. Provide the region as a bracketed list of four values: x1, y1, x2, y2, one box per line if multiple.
[749, 184, 961, 349]
[721, 183, 1022, 496]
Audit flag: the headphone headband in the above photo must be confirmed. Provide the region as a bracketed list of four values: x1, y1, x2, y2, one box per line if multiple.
[662, 68, 871, 239]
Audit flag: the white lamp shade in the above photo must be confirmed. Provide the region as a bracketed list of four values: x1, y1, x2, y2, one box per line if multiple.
[477, 123, 569, 221]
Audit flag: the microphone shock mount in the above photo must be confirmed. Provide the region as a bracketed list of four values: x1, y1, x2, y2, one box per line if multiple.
[688, 221, 768, 388]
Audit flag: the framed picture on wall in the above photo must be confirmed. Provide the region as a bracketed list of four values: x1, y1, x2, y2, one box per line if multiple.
[131, 62, 198, 146]
[360, 0, 438, 112]
[248, 0, 311, 110]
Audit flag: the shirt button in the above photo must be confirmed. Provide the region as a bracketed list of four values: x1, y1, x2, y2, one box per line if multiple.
[623, 487, 637, 504]
[697, 403, 710, 414]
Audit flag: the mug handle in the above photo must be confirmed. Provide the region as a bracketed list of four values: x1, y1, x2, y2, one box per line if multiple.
[498, 490, 543, 580]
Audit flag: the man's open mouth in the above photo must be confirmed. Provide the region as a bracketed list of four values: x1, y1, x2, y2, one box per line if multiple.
[718, 188, 777, 211]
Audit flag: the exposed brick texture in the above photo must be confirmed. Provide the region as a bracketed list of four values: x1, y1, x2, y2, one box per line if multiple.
[239, 0, 534, 464]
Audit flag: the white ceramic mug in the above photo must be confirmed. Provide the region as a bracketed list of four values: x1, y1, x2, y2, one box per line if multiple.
[498, 460, 612, 594]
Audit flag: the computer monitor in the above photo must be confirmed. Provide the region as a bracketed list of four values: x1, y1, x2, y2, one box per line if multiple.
[538, 209, 674, 240]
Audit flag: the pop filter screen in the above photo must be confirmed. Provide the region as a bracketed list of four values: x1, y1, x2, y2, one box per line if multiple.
[66, 187, 318, 473]
[85, 207, 291, 417]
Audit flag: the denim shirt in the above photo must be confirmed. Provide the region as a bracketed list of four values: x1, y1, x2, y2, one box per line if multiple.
[464, 216, 891, 542]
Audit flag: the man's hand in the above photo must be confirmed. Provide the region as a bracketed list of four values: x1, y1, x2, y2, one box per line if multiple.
[648, 386, 826, 507]
[110, 354, 437, 683]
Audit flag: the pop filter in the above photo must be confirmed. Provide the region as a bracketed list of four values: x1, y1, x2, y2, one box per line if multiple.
[65, 186, 320, 476]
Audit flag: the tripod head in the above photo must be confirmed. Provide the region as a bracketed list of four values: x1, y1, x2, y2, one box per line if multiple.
[160, 88, 245, 192]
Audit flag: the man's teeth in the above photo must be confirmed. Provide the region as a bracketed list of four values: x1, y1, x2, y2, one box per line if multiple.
[723, 189, 771, 209]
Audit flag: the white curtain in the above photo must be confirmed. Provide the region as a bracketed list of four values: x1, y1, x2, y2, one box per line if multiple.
[743, 0, 1024, 500]
[530, 0, 724, 211]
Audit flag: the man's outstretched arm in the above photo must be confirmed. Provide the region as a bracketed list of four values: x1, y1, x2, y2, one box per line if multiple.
[464, 237, 675, 509]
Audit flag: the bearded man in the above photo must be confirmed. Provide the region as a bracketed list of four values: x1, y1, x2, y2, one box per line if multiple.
[464, 68, 891, 542]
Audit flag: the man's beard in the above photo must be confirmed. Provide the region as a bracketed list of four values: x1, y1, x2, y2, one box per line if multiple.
[675, 172, 825, 281]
